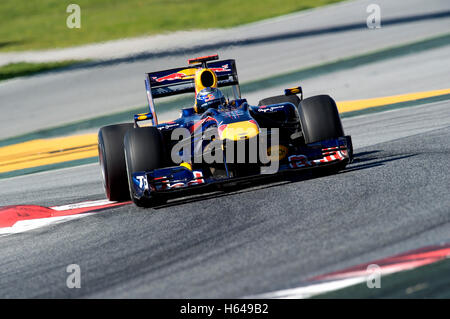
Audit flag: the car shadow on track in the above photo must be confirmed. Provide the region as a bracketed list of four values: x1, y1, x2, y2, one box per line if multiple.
[342, 151, 418, 174]
[151, 170, 314, 210]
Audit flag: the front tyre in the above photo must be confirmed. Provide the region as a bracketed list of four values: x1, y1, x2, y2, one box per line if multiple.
[297, 95, 348, 174]
[124, 126, 164, 207]
[297, 95, 344, 144]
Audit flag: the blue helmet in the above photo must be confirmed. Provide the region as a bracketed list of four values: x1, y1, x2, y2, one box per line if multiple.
[196, 87, 226, 113]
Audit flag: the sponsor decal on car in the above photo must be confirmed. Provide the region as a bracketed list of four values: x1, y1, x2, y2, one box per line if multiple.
[153, 68, 196, 82]
[158, 122, 180, 130]
[209, 64, 231, 73]
[258, 105, 285, 113]
[134, 175, 149, 191]
[154, 171, 205, 190]
[288, 147, 348, 168]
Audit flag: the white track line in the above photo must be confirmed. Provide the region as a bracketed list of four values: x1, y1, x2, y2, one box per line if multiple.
[0, 213, 94, 236]
[247, 277, 367, 299]
[50, 199, 116, 211]
[247, 255, 450, 298]
[0, 199, 117, 236]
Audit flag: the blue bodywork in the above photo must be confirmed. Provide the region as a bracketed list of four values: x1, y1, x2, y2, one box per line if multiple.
[130, 99, 352, 199]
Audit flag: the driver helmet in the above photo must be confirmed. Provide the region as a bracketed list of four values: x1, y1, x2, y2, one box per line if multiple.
[195, 87, 226, 113]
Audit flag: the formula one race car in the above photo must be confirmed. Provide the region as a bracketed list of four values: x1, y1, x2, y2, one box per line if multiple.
[98, 54, 353, 207]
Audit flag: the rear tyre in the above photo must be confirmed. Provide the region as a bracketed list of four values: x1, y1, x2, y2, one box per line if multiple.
[98, 123, 134, 201]
[124, 127, 164, 207]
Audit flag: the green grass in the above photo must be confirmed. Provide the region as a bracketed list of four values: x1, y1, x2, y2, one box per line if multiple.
[0, 61, 83, 81]
[0, 0, 344, 52]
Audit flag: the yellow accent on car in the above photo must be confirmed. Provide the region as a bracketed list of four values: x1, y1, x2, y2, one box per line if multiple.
[178, 68, 197, 79]
[195, 69, 218, 91]
[137, 113, 149, 120]
[194, 68, 219, 113]
[267, 145, 288, 161]
[219, 121, 259, 141]
[180, 162, 192, 170]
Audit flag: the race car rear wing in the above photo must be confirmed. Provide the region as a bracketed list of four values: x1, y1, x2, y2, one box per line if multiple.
[143, 57, 241, 125]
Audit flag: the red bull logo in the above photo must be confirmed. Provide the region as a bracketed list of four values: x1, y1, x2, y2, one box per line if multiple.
[154, 72, 185, 82]
[153, 68, 196, 83]
[153, 64, 230, 83]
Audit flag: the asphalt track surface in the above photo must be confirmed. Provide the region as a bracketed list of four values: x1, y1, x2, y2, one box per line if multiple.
[0, 0, 449, 299]
[0, 0, 449, 138]
[0, 100, 449, 298]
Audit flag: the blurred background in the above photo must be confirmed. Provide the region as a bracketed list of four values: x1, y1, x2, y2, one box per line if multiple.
[0, 0, 343, 51]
